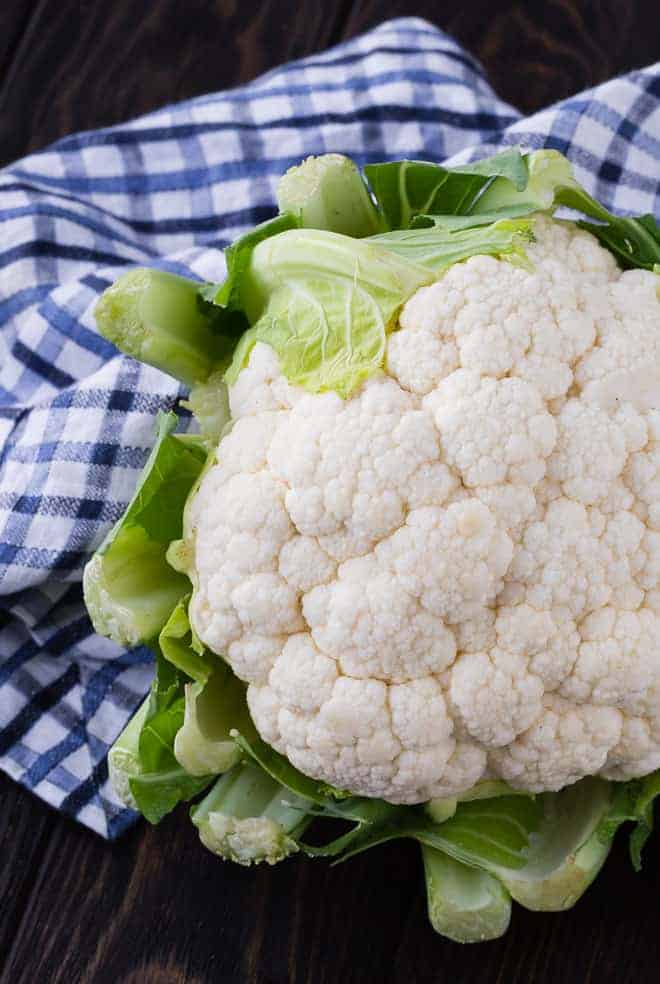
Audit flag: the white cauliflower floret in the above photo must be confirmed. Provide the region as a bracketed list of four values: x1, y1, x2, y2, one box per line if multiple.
[226, 635, 285, 685]
[450, 648, 544, 746]
[625, 414, 660, 530]
[495, 604, 579, 690]
[374, 501, 513, 624]
[189, 470, 298, 653]
[268, 635, 338, 712]
[230, 572, 303, 637]
[474, 485, 538, 541]
[489, 695, 623, 792]
[424, 742, 488, 799]
[406, 461, 458, 509]
[387, 313, 458, 395]
[228, 342, 300, 417]
[628, 449, 660, 530]
[547, 400, 646, 505]
[279, 677, 403, 799]
[278, 535, 336, 592]
[303, 557, 457, 682]
[454, 608, 496, 654]
[187, 221, 660, 804]
[636, 530, 660, 590]
[562, 607, 660, 714]
[391, 217, 613, 401]
[425, 371, 556, 487]
[266, 376, 441, 558]
[524, 215, 619, 283]
[507, 497, 643, 617]
[397, 257, 531, 381]
[575, 271, 660, 390]
[603, 711, 660, 780]
[207, 413, 280, 478]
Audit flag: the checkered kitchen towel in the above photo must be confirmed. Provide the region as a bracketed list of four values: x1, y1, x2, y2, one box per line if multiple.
[1, 17, 658, 838]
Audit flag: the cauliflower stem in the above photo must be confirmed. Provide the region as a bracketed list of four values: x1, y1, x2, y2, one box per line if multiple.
[422, 848, 512, 943]
[87, 148, 660, 943]
[192, 762, 311, 866]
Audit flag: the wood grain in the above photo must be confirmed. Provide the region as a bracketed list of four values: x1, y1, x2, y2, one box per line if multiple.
[1, 0, 657, 166]
[3, 769, 660, 984]
[0, 774, 55, 964]
[0, 1, 33, 83]
[346, 0, 659, 115]
[0, 0, 350, 167]
[2, 2, 660, 982]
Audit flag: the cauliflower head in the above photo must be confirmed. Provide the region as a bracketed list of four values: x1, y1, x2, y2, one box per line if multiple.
[186, 216, 660, 803]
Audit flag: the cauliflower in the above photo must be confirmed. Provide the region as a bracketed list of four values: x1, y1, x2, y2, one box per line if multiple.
[89, 148, 660, 943]
[182, 216, 660, 804]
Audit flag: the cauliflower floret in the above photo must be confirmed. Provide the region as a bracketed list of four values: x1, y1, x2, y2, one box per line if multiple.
[267, 376, 441, 555]
[562, 607, 660, 714]
[425, 742, 488, 799]
[267, 634, 338, 712]
[425, 371, 556, 487]
[265, 675, 404, 800]
[390, 216, 613, 402]
[636, 530, 660, 590]
[450, 648, 544, 746]
[374, 500, 513, 624]
[231, 572, 303, 637]
[474, 485, 538, 541]
[454, 608, 496, 654]
[489, 695, 622, 792]
[626, 419, 660, 530]
[603, 711, 660, 780]
[189, 471, 297, 652]
[575, 270, 660, 389]
[208, 413, 280, 479]
[397, 257, 532, 382]
[251, 667, 460, 804]
[525, 215, 619, 284]
[303, 557, 457, 682]
[187, 220, 660, 804]
[507, 498, 643, 618]
[495, 604, 579, 690]
[547, 400, 646, 505]
[227, 634, 286, 685]
[228, 342, 299, 416]
[387, 316, 459, 395]
[278, 535, 336, 592]
[406, 461, 459, 509]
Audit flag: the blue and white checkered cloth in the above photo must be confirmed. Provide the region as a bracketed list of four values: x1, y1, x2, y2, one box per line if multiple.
[1, 18, 658, 838]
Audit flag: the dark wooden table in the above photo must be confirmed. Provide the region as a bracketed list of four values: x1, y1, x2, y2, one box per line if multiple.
[1, 2, 659, 982]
